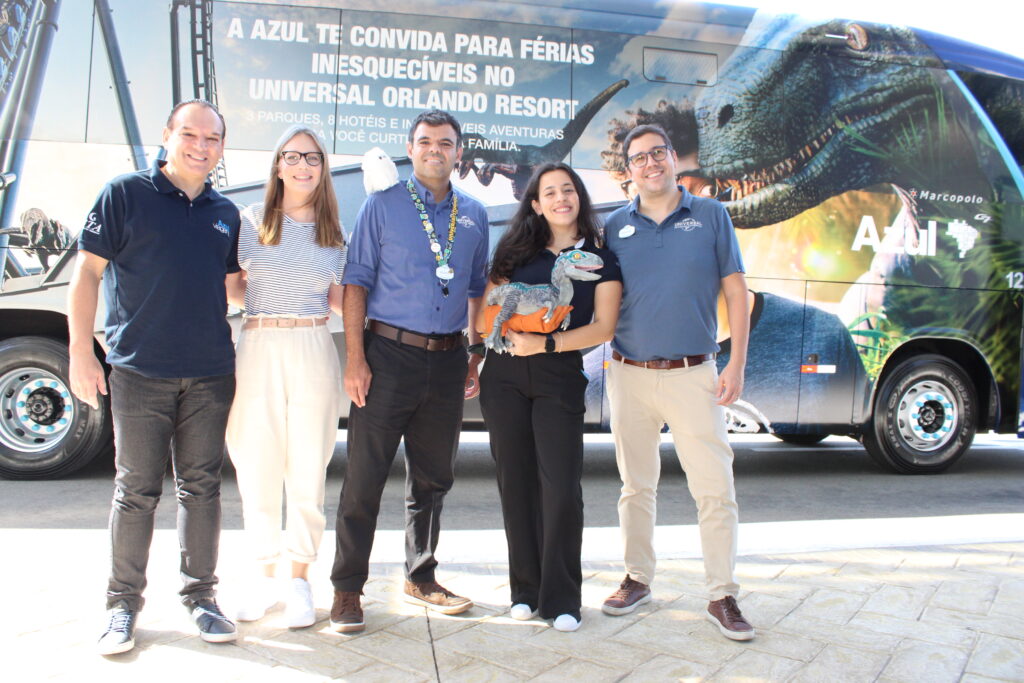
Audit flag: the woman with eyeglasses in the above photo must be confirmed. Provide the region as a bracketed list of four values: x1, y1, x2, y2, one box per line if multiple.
[478, 163, 622, 632]
[225, 126, 346, 628]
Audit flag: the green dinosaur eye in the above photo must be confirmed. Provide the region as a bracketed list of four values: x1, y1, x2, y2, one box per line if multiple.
[572, 251, 581, 259]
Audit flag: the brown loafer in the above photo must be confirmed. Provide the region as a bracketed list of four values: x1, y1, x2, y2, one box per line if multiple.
[707, 595, 755, 641]
[403, 580, 473, 615]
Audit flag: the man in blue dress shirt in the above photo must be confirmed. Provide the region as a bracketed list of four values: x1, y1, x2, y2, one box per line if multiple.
[329, 110, 489, 632]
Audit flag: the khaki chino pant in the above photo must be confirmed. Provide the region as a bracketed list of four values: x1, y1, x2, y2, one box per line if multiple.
[608, 359, 740, 600]
[226, 324, 342, 566]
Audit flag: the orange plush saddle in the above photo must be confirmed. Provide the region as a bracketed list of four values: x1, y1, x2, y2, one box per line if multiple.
[477, 304, 573, 338]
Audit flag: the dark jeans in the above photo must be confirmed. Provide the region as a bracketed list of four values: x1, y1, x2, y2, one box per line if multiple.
[106, 366, 235, 611]
[331, 332, 467, 592]
[479, 350, 587, 619]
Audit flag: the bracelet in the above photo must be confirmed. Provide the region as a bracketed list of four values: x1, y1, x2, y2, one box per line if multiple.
[467, 342, 485, 357]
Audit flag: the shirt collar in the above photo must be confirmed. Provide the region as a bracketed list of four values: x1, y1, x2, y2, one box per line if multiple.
[628, 185, 693, 218]
[149, 159, 213, 199]
[408, 173, 452, 207]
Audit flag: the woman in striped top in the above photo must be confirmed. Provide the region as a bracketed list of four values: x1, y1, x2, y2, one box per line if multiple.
[225, 125, 346, 629]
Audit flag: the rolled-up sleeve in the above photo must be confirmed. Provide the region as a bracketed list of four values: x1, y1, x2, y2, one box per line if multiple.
[341, 195, 383, 289]
[467, 208, 489, 298]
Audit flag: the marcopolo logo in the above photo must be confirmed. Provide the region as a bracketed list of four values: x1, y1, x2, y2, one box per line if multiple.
[850, 215, 979, 259]
[909, 188, 984, 205]
[211, 219, 231, 236]
[674, 217, 701, 231]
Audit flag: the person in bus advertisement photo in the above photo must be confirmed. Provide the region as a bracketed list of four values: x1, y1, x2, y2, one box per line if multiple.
[66, 100, 241, 656]
[223, 126, 346, 629]
[600, 123, 755, 641]
[477, 162, 622, 632]
[328, 109, 489, 634]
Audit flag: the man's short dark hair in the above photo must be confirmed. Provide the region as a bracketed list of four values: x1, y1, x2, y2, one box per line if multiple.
[166, 99, 226, 138]
[408, 109, 462, 147]
[622, 124, 672, 164]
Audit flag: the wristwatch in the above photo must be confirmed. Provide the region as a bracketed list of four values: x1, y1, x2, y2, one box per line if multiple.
[545, 334, 556, 353]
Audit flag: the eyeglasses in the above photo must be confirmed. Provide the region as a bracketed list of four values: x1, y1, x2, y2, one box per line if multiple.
[280, 150, 324, 166]
[626, 145, 671, 168]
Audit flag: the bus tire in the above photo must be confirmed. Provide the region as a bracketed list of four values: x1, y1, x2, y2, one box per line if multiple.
[773, 433, 828, 446]
[0, 336, 112, 480]
[862, 354, 976, 474]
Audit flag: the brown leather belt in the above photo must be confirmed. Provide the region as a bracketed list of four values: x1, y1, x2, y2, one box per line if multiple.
[368, 320, 465, 352]
[243, 317, 328, 330]
[612, 350, 715, 369]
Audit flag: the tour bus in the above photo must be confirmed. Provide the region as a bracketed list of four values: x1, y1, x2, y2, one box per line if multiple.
[1, 0, 1023, 479]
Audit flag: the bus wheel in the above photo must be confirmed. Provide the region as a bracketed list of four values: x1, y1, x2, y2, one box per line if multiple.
[0, 336, 112, 480]
[773, 433, 828, 445]
[862, 354, 976, 474]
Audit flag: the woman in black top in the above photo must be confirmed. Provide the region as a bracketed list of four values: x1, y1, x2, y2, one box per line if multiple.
[479, 162, 622, 631]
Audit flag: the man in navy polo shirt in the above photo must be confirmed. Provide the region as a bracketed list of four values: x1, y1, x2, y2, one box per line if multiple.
[600, 124, 756, 641]
[328, 110, 489, 633]
[68, 100, 242, 655]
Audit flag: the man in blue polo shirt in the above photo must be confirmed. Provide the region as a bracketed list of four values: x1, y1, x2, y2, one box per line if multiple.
[328, 109, 489, 633]
[600, 124, 756, 641]
[68, 100, 241, 655]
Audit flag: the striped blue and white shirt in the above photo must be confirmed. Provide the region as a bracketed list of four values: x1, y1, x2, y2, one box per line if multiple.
[238, 203, 346, 318]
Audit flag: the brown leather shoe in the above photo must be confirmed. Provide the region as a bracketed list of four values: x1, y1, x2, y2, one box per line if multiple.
[403, 580, 473, 615]
[601, 575, 652, 616]
[329, 590, 364, 633]
[707, 595, 755, 640]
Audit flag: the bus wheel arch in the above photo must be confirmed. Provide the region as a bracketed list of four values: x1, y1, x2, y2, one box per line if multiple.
[861, 340, 992, 474]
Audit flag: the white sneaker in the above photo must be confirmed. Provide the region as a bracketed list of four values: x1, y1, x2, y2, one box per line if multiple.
[235, 576, 278, 622]
[553, 614, 581, 632]
[509, 603, 537, 621]
[286, 578, 316, 629]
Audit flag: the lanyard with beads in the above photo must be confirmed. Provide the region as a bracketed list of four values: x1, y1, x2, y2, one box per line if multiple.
[407, 179, 458, 297]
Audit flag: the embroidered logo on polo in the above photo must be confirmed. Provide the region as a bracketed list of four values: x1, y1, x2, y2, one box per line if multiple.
[83, 212, 102, 235]
[674, 217, 702, 231]
[211, 219, 231, 236]
[456, 215, 476, 228]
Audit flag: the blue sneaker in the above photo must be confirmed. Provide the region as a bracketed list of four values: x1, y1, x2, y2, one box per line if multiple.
[188, 598, 237, 643]
[97, 600, 137, 655]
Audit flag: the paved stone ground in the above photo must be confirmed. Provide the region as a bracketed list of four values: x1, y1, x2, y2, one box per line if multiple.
[6, 530, 1023, 681]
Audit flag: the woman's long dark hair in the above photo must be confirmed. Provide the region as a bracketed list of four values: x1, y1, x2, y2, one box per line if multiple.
[489, 162, 603, 283]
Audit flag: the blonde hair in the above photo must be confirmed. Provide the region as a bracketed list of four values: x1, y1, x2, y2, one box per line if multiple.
[259, 125, 343, 248]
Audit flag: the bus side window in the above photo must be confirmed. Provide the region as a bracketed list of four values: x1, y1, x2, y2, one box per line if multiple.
[643, 47, 718, 86]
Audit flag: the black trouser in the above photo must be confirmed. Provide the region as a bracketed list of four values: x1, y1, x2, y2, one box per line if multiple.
[107, 367, 235, 611]
[479, 350, 587, 619]
[331, 332, 467, 592]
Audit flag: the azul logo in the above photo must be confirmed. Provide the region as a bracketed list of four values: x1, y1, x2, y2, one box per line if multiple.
[456, 215, 476, 228]
[674, 217, 701, 231]
[850, 215, 979, 259]
[83, 212, 102, 235]
[211, 220, 231, 236]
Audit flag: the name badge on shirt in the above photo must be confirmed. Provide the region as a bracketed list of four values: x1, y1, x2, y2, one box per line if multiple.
[619, 225, 636, 238]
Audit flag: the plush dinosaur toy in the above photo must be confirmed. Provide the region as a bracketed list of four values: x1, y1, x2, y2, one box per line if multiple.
[483, 249, 603, 353]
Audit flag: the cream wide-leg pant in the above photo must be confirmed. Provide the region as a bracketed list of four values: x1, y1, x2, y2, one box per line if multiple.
[226, 323, 342, 566]
[607, 359, 740, 600]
